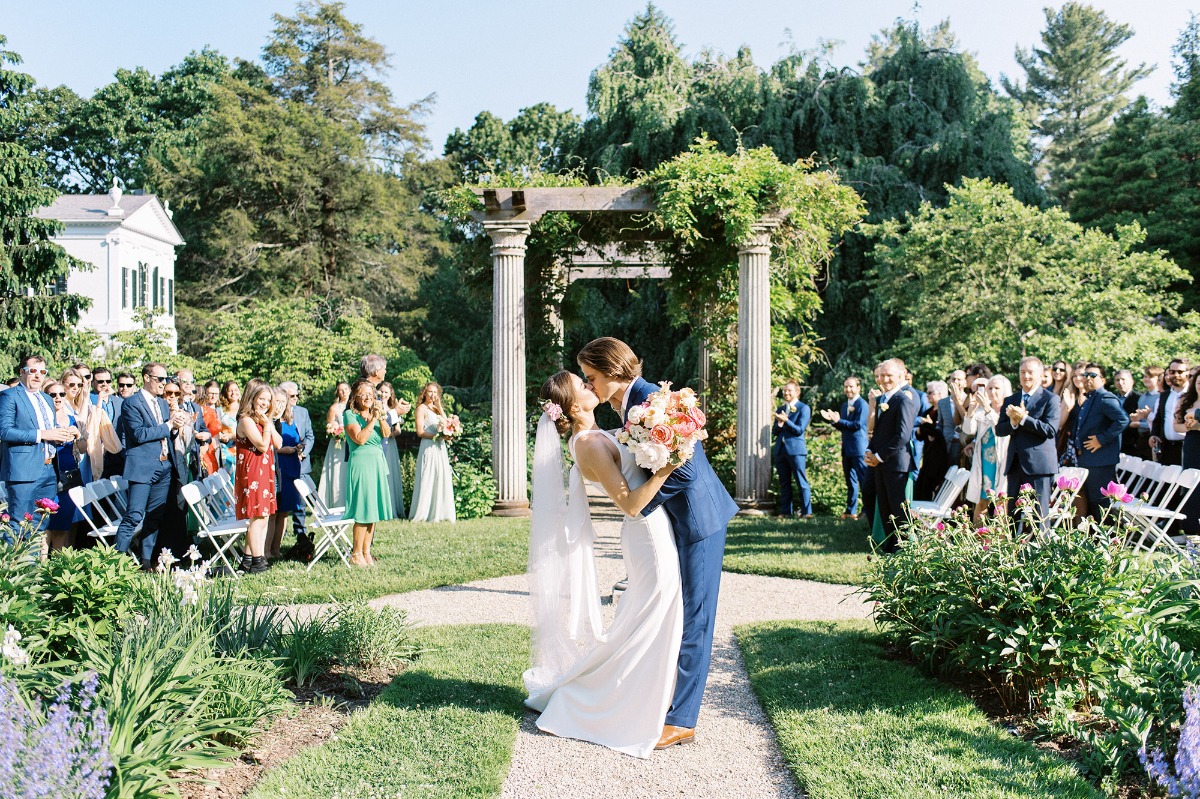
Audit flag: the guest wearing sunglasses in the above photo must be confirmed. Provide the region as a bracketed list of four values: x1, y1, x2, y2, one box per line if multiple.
[1072, 364, 1130, 519]
[0, 355, 76, 541]
[116, 374, 137, 400]
[153, 382, 196, 565]
[91, 367, 126, 476]
[1151, 359, 1192, 466]
[62, 367, 120, 482]
[42, 379, 89, 551]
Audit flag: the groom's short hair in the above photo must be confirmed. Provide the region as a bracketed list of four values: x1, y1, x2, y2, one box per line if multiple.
[577, 337, 642, 381]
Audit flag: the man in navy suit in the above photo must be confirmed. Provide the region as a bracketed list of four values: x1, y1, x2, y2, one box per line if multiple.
[865, 359, 921, 553]
[116, 362, 189, 568]
[820, 376, 869, 519]
[0, 354, 77, 539]
[281, 381, 316, 548]
[996, 357, 1062, 521]
[578, 337, 738, 751]
[1073, 364, 1131, 518]
[772, 380, 812, 517]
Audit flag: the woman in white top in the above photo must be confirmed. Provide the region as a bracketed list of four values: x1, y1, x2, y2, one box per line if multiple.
[963, 374, 1012, 523]
[524, 371, 683, 758]
[378, 381, 407, 519]
[318, 381, 351, 509]
[408, 382, 455, 522]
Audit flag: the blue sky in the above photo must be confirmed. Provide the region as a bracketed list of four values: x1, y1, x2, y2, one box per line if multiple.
[2, 0, 1192, 154]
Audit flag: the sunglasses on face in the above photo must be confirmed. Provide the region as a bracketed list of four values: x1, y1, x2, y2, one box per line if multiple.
[23, 367, 47, 376]
[1081, 372, 1100, 379]
[79, 373, 91, 380]
[148, 374, 168, 383]
[1052, 367, 1066, 373]
[164, 391, 181, 397]
[94, 378, 111, 385]
[67, 382, 84, 388]
[47, 391, 66, 398]
[287, 393, 299, 399]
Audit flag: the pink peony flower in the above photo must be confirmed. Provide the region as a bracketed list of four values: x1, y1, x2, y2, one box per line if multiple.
[1056, 475, 1081, 491]
[23, 513, 32, 522]
[1100, 481, 1132, 502]
[1, 514, 8, 522]
[649, 424, 675, 448]
[935, 522, 945, 532]
[1020, 483, 1033, 492]
[687, 406, 706, 427]
[672, 418, 698, 438]
[34, 498, 59, 513]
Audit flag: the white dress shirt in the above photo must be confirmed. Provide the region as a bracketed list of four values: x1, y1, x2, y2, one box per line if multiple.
[1165, 389, 1187, 441]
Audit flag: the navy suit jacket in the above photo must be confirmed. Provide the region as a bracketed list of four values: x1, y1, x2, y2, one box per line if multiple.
[119, 391, 173, 483]
[1073, 388, 1130, 467]
[291, 405, 316, 476]
[834, 397, 870, 457]
[0, 388, 57, 484]
[996, 386, 1061, 476]
[624, 377, 737, 544]
[772, 401, 810, 457]
[867, 385, 920, 473]
[937, 396, 958, 448]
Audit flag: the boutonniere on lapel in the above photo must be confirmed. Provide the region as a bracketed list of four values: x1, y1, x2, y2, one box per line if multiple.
[879, 402, 890, 413]
[847, 405, 856, 417]
[901, 388, 913, 399]
[786, 402, 797, 414]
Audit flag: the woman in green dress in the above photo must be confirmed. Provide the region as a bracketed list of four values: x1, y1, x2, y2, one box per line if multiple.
[344, 379, 393, 567]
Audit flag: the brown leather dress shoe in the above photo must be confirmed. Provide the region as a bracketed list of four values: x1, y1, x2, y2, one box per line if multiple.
[655, 724, 695, 749]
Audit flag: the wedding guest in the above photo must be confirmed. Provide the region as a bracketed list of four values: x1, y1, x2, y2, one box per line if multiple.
[409, 381, 456, 523]
[1151, 359, 1191, 467]
[91, 368, 125, 477]
[153, 381, 195, 564]
[198, 381, 223, 475]
[914, 381, 950, 501]
[864, 359, 920, 553]
[940, 371, 965, 466]
[42, 380, 87, 552]
[218, 381, 241, 472]
[1113, 370, 1141, 458]
[996, 357, 1062, 521]
[268, 381, 314, 560]
[319, 381, 351, 509]
[65, 367, 120, 481]
[115, 373, 137, 400]
[1173, 368, 1200, 533]
[963, 375, 1011, 522]
[235, 383, 279, 573]
[1074, 365, 1130, 519]
[116, 363, 188, 570]
[361, 353, 387, 387]
[378, 381, 407, 519]
[70, 363, 92, 397]
[1134, 366, 1163, 460]
[345, 379, 393, 566]
[819, 376, 869, 519]
[1049, 360, 1070, 396]
[0, 355, 70, 540]
[1057, 362, 1087, 465]
[175, 369, 212, 469]
[772, 380, 812, 518]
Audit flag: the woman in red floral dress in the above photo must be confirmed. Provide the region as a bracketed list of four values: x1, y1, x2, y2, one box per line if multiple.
[235, 383, 281, 573]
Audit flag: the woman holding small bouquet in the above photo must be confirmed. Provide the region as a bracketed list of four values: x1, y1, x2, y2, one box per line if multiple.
[408, 381, 456, 522]
[344, 380, 393, 565]
[319, 381, 351, 509]
[379, 381, 407, 519]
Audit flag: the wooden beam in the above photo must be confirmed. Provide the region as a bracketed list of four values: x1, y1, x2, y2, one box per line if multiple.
[469, 186, 654, 222]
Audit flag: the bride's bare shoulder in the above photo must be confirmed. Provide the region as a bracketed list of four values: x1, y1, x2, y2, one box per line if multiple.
[571, 430, 616, 463]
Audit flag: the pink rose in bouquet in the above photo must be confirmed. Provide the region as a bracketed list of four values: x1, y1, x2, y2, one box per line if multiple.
[437, 414, 463, 441]
[616, 382, 709, 471]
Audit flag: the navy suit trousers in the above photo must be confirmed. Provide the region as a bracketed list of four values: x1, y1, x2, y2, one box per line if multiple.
[1082, 463, 1117, 521]
[4, 470, 58, 542]
[842, 455, 867, 515]
[1006, 463, 1052, 526]
[874, 468, 908, 552]
[775, 450, 812, 515]
[664, 525, 726, 729]
[116, 460, 171, 562]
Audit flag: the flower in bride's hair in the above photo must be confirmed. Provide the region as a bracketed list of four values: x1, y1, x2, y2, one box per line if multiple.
[542, 400, 563, 422]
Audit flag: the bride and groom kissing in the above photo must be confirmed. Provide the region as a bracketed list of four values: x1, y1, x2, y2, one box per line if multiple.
[523, 337, 738, 758]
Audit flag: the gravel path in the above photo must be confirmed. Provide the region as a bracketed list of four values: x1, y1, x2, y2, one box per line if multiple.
[364, 497, 871, 799]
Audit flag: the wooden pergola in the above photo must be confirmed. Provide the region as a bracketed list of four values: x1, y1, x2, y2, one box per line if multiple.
[471, 187, 783, 517]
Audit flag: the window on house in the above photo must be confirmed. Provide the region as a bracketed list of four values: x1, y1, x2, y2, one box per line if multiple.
[168, 279, 174, 315]
[121, 268, 128, 309]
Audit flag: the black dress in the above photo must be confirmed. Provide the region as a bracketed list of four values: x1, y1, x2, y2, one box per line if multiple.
[914, 407, 950, 501]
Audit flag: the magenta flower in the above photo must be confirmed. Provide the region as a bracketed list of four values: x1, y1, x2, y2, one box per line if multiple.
[23, 513, 32, 522]
[35, 497, 59, 513]
[1101, 481, 1134, 503]
[935, 522, 945, 532]
[976, 527, 991, 536]
[1056, 475, 1081, 491]
[0, 513, 7, 522]
[1020, 483, 1033, 492]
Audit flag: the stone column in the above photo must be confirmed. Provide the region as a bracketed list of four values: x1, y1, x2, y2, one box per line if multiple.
[697, 337, 711, 413]
[485, 220, 533, 516]
[735, 220, 780, 514]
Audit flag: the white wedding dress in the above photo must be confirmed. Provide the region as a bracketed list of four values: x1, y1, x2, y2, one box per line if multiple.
[524, 427, 683, 759]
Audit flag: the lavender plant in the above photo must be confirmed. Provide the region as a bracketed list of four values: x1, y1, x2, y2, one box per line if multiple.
[0, 673, 112, 799]
[1142, 685, 1200, 798]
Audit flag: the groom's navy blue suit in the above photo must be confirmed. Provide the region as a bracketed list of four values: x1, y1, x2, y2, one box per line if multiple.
[625, 377, 738, 729]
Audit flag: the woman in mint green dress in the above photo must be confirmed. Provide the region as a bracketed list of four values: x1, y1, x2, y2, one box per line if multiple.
[344, 380, 393, 567]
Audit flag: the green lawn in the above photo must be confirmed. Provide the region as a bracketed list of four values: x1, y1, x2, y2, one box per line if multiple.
[737, 619, 1101, 799]
[723, 515, 871, 585]
[232, 517, 529, 604]
[247, 624, 528, 799]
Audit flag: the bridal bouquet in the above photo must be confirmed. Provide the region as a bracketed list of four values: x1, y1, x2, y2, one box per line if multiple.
[616, 383, 708, 471]
[326, 421, 344, 439]
[437, 414, 463, 441]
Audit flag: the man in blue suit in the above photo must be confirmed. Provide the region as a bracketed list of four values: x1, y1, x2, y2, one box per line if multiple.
[0, 354, 77, 539]
[772, 380, 812, 517]
[281, 381, 316, 549]
[578, 337, 738, 751]
[865, 359, 921, 553]
[996, 357, 1062, 521]
[1073, 364, 1130, 519]
[116, 362, 189, 568]
[820, 376, 869, 519]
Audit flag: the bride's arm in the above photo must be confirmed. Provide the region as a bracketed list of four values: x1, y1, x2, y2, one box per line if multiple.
[574, 436, 679, 517]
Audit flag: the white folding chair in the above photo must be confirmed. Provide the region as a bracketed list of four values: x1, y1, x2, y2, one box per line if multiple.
[1123, 467, 1198, 555]
[1047, 467, 1089, 528]
[106, 476, 129, 515]
[909, 467, 970, 520]
[181, 481, 248, 577]
[201, 474, 235, 521]
[1115, 453, 1141, 484]
[210, 470, 237, 514]
[295, 478, 353, 571]
[68, 482, 122, 541]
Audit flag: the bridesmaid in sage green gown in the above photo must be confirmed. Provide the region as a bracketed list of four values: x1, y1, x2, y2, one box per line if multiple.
[409, 382, 456, 523]
[344, 380, 393, 567]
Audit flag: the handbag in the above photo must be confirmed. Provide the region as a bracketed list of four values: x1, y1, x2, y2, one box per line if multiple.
[56, 463, 84, 494]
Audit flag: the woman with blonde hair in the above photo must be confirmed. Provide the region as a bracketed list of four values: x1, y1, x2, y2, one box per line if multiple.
[268, 385, 305, 560]
[218, 380, 242, 472]
[409, 382, 455, 523]
[42, 379, 86, 552]
[378, 381, 407, 519]
[61, 367, 120, 480]
[235, 382, 280, 573]
[344, 379, 393, 566]
[319, 381, 351, 508]
[963, 374, 1013, 523]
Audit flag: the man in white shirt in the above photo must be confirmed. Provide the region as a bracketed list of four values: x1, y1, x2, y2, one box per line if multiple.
[1151, 359, 1190, 466]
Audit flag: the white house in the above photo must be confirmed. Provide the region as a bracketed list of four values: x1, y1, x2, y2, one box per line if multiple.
[36, 182, 185, 352]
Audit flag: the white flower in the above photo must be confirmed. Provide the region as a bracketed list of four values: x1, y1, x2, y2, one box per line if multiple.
[879, 402, 890, 413]
[185, 544, 202, 562]
[156, 550, 178, 572]
[627, 405, 646, 424]
[679, 394, 697, 409]
[643, 407, 664, 427]
[632, 441, 670, 472]
[2, 625, 29, 668]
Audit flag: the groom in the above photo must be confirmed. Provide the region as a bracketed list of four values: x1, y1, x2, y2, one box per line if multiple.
[578, 337, 738, 750]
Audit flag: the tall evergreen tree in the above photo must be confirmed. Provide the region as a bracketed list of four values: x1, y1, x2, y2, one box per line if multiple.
[1171, 12, 1200, 121]
[1002, 2, 1151, 205]
[0, 36, 90, 375]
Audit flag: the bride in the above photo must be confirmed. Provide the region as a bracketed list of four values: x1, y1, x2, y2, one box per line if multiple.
[525, 371, 684, 758]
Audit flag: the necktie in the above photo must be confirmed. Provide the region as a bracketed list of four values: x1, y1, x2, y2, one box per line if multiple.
[32, 392, 54, 461]
[1021, 393, 1030, 407]
[148, 395, 169, 459]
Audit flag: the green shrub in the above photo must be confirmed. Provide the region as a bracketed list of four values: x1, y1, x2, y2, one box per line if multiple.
[448, 415, 496, 519]
[328, 602, 418, 669]
[400, 450, 416, 512]
[806, 433, 850, 516]
[40, 546, 141, 658]
[277, 613, 337, 688]
[0, 538, 51, 659]
[206, 664, 294, 747]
